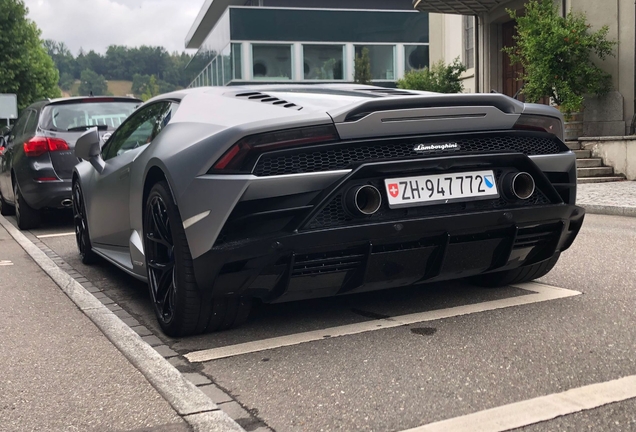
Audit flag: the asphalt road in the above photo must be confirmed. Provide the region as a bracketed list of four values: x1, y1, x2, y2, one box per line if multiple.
[7, 211, 636, 432]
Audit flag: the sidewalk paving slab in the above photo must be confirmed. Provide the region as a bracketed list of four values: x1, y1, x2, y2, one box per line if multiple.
[577, 181, 636, 217]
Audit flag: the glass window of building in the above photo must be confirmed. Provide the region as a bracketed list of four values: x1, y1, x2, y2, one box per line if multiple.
[463, 16, 475, 69]
[232, 43, 242, 81]
[222, 55, 231, 86]
[354, 45, 395, 80]
[252, 44, 293, 80]
[405, 45, 429, 72]
[212, 58, 218, 86]
[303, 45, 344, 80]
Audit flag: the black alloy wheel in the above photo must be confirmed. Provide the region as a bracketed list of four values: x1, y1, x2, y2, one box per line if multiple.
[14, 181, 41, 230]
[73, 182, 97, 264]
[145, 192, 178, 327]
[143, 181, 252, 337]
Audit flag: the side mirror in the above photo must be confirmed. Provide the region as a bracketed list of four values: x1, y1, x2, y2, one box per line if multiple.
[75, 128, 105, 173]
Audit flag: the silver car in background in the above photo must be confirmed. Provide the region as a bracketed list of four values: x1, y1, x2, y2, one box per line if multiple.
[72, 85, 584, 337]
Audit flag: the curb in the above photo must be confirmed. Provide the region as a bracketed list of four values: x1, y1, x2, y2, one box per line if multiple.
[580, 204, 636, 218]
[0, 215, 245, 432]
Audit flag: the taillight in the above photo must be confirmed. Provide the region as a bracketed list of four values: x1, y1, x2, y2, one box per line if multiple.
[513, 114, 564, 140]
[212, 125, 339, 172]
[24, 137, 70, 157]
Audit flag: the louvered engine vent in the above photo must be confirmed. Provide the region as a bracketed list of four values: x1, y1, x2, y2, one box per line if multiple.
[234, 92, 303, 111]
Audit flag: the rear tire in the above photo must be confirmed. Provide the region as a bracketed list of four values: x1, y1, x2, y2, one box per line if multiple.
[144, 181, 251, 337]
[73, 182, 98, 265]
[206, 295, 253, 333]
[14, 181, 41, 230]
[0, 190, 14, 216]
[470, 254, 560, 287]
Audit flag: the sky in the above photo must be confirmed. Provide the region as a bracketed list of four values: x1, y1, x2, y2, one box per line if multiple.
[23, 0, 205, 54]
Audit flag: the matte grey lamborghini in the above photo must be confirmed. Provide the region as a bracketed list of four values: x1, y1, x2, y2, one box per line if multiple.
[73, 85, 584, 337]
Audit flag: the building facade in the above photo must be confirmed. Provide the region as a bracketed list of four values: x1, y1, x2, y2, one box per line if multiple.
[185, 0, 430, 87]
[421, 0, 636, 136]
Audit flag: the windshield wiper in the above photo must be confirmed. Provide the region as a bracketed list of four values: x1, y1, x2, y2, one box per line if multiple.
[66, 125, 109, 132]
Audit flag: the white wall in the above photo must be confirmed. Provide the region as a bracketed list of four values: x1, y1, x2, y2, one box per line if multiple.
[429, 13, 476, 93]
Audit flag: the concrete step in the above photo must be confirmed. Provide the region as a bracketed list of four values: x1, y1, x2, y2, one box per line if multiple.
[578, 175, 626, 184]
[566, 141, 581, 150]
[576, 158, 603, 168]
[573, 149, 591, 159]
[577, 166, 615, 177]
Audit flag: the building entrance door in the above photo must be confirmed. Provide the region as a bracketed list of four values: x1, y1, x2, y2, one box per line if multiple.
[502, 20, 525, 101]
[501, 19, 549, 104]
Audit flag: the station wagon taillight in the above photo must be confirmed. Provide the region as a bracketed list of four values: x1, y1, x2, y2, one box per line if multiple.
[24, 137, 70, 157]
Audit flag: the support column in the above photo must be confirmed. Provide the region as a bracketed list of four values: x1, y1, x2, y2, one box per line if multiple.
[241, 42, 251, 81]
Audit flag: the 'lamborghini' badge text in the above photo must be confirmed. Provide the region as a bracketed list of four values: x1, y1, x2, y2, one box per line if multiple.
[413, 143, 460, 152]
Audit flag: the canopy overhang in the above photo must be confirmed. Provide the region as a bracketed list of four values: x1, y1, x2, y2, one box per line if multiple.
[413, 0, 512, 15]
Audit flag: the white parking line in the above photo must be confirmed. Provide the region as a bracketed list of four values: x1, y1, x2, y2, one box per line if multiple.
[185, 282, 580, 363]
[37, 232, 75, 239]
[403, 375, 636, 432]
[0, 260, 13, 266]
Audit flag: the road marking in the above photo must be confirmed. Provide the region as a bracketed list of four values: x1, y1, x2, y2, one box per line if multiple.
[37, 232, 75, 239]
[0, 260, 13, 266]
[185, 282, 580, 363]
[402, 375, 636, 432]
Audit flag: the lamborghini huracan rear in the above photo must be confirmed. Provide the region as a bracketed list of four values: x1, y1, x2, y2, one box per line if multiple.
[73, 85, 584, 336]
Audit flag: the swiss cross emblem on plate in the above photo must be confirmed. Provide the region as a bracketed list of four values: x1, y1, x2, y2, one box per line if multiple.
[388, 183, 399, 198]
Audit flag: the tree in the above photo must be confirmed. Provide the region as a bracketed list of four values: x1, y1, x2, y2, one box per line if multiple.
[397, 58, 467, 93]
[133, 73, 176, 99]
[104, 45, 131, 80]
[45, 39, 79, 79]
[0, 0, 61, 109]
[141, 75, 160, 101]
[78, 69, 108, 96]
[504, 0, 616, 114]
[354, 48, 372, 85]
[59, 72, 75, 91]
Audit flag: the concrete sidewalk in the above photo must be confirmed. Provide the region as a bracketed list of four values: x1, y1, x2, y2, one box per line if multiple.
[0, 216, 243, 432]
[0, 223, 190, 432]
[0, 224, 189, 431]
[577, 181, 636, 217]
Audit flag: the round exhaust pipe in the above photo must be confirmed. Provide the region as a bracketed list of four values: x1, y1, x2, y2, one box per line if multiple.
[345, 185, 383, 216]
[504, 172, 535, 200]
[61, 199, 73, 208]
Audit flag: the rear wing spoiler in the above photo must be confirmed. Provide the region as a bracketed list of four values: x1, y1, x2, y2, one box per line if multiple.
[327, 93, 528, 140]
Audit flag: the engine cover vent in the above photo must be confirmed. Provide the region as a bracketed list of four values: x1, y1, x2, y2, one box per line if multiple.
[235, 92, 303, 111]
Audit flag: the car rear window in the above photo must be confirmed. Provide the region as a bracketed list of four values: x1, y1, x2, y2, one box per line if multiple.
[41, 101, 140, 132]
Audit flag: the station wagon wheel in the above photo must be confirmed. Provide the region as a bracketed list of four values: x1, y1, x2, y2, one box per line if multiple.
[73, 182, 98, 264]
[0, 188, 15, 216]
[14, 181, 41, 230]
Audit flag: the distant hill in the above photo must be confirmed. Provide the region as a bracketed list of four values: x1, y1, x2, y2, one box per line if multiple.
[107, 80, 134, 97]
[61, 80, 135, 98]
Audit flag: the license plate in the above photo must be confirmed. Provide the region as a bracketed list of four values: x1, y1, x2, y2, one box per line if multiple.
[384, 170, 499, 208]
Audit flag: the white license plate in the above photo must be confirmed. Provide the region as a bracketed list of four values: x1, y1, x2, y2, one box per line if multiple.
[384, 170, 499, 208]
